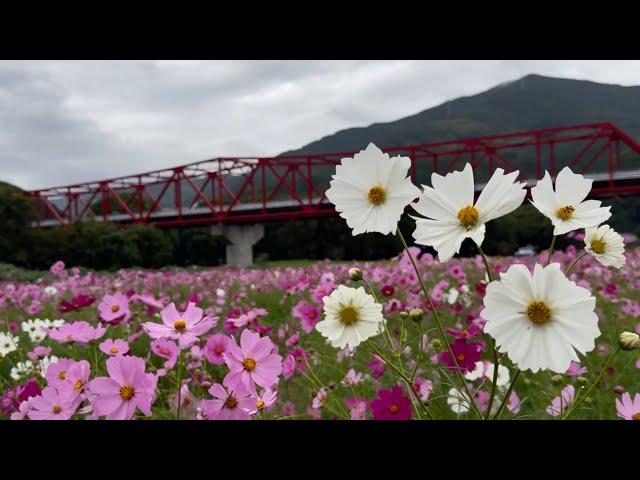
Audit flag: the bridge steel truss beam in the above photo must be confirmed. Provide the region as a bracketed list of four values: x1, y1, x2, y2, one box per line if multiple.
[26, 122, 640, 229]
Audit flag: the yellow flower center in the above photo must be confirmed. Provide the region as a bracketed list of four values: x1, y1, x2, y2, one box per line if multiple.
[556, 205, 575, 221]
[256, 399, 265, 410]
[457, 205, 479, 230]
[58, 371, 66, 380]
[590, 239, 606, 254]
[73, 379, 84, 390]
[214, 346, 223, 355]
[339, 306, 359, 326]
[367, 184, 386, 206]
[224, 395, 239, 409]
[160, 347, 170, 355]
[456, 354, 465, 362]
[243, 358, 257, 372]
[119, 385, 135, 400]
[389, 404, 399, 414]
[526, 301, 552, 325]
[174, 319, 186, 332]
[3, 342, 9, 348]
[632, 412, 640, 420]
[52, 405, 62, 414]
[111, 304, 120, 313]
[110, 347, 119, 354]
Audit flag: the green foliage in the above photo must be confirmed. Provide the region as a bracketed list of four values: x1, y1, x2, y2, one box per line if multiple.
[0, 185, 33, 265]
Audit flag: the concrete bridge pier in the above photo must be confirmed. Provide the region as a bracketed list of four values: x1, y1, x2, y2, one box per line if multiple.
[211, 224, 264, 267]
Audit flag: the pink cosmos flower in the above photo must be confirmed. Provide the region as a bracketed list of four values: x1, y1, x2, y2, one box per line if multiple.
[370, 385, 412, 420]
[150, 338, 179, 369]
[251, 388, 278, 414]
[48, 321, 106, 344]
[282, 354, 296, 380]
[64, 360, 91, 405]
[172, 384, 198, 419]
[27, 346, 52, 363]
[342, 368, 364, 386]
[204, 333, 229, 365]
[88, 355, 156, 420]
[565, 361, 588, 377]
[368, 354, 385, 379]
[11, 397, 36, 420]
[45, 358, 76, 387]
[615, 392, 640, 420]
[546, 385, 575, 416]
[98, 292, 131, 324]
[50, 260, 65, 276]
[222, 329, 283, 391]
[312, 388, 328, 409]
[346, 397, 367, 420]
[292, 300, 320, 334]
[143, 302, 216, 349]
[99, 338, 130, 356]
[28, 385, 77, 420]
[199, 383, 255, 420]
[130, 293, 164, 310]
[507, 391, 521, 414]
[381, 285, 395, 297]
[412, 378, 433, 402]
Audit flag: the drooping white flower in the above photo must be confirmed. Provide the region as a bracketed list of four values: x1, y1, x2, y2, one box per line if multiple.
[584, 224, 626, 268]
[10, 360, 34, 381]
[447, 387, 472, 414]
[37, 355, 59, 378]
[316, 285, 384, 349]
[411, 163, 526, 262]
[0, 332, 19, 358]
[482, 263, 600, 373]
[530, 167, 611, 235]
[325, 143, 421, 235]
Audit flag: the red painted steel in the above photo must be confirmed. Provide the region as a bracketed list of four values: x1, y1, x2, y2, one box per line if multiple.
[25, 122, 640, 229]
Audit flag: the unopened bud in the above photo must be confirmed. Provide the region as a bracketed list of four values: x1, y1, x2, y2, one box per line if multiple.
[408, 308, 424, 322]
[349, 268, 363, 281]
[327, 381, 336, 390]
[399, 311, 409, 319]
[576, 376, 588, 385]
[430, 338, 442, 352]
[618, 331, 640, 351]
[551, 374, 563, 385]
[614, 385, 625, 394]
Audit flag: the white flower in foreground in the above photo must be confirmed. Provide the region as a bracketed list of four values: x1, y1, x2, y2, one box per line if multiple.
[482, 263, 600, 373]
[530, 167, 611, 235]
[584, 224, 625, 268]
[464, 360, 510, 387]
[37, 355, 59, 378]
[325, 143, 421, 235]
[316, 285, 383, 349]
[10, 360, 34, 381]
[411, 163, 526, 262]
[0, 332, 19, 358]
[447, 387, 472, 414]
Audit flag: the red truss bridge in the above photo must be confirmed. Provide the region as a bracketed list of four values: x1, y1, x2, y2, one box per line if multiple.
[27, 122, 640, 230]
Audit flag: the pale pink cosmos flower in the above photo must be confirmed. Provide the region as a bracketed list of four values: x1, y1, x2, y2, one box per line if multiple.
[45, 358, 75, 387]
[292, 300, 320, 334]
[546, 385, 575, 416]
[204, 333, 229, 365]
[565, 361, 588, 377]
[199, 383, 255, 420]
[171, 384, 198, 419]
[223, 329, 282, 391]
[282, 354, 296, 380]
[615, 392, 640, 420]
[143, 302, 216, 349]
[341, 368, 364, 386]
[98, 292, 131, 324]
[88, 355, 156, 420]
[63, 360, 91, 405]
[150, 338, 179, 369]
[99, 338, 130, 356]
[48, 321, 106, 344]
[312, 387, 328, 409]
[507, 391, 521, 414]
[250, 388, 278, 414]
[28, 385, 77, 420]
[11, 397, 36, 420]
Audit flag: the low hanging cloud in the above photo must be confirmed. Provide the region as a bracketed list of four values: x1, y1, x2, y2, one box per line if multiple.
[1, 60, 639, 190]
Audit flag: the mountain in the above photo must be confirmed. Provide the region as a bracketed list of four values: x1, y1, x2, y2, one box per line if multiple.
[282, 74, 640, 155]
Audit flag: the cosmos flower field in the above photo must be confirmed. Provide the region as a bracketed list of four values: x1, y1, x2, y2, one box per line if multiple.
[1, 243, 639, 420]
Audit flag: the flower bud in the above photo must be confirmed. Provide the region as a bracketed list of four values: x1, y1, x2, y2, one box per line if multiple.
[614, 385, 625, 394]
[430, 338, 442, 352]
[576, 376, 588, 385]
[551, 374, 563, 385]
[327, 381, 336, 390]
[618, 331, 640, 351]
[399, 311, 409, 319]
[348, 268, 363, 281]
[408, 308, 424, 322]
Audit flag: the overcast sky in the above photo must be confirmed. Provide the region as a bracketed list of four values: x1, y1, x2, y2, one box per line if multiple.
[2, 60, 639, 190]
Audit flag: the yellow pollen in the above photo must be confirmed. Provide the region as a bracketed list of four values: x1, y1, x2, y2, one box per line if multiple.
[52, 405, 62, 414]
[111, 304, 120, 313]
[389, 405, 399, 414]
[339, 306, 359, 325]
[174, 319, 186, 332]
[243, 358, 257, 372]
[119, 385, 135, 400]
[556, 205, 575, 221]
[590, 239, 606, 254]
[110, 347, 119, 354]
[457, 205, 479, 230]
[160, 347, 170, 356]
[73, 379, 84, 390]
[632, 412, 640, 420]
[456, 354, 465, 362]
[58, 371, 66, 380]
[214, 346, 223, 355]
[526, 301, 552, 325]
[224, 396, 239, 409]
[256, 399, 265, 410]
[367, 184, 386, 206]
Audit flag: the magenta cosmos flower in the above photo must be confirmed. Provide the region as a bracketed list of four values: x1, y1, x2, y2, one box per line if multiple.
[199, 383, 255, 420]
[370, 385, 412, 420]
[616, 392, 640, 420]
[59, 294, 95, 314]
[222, 329, 283, 391]
[98, 293, 131, 324]
[292, 300, 320, 334]
[204, 333, 229, 365]
[28, 385, 77, 420]
[142, 302, 216, 349]
[99, 338, 130, 356]
[87, 355, 156, 420]
[436, 338, 484, 373]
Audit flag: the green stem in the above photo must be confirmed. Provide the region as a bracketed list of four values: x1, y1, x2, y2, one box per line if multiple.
[396, 228, 483, 418]
[492, 369, 520, 420]
[565, 251, 588, 275]
[545, 235, 557, 266]
[562, 348, 620, 420]
[176, 349, 183, 420]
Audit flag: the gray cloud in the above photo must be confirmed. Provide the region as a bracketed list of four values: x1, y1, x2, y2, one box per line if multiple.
[1, 60, 639, 190]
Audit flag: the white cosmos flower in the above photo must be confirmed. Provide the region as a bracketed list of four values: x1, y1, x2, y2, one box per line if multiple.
[10, 360, 34, 381]
[485, 362, 510, 388]
[530, 167, 611, 235]
[584, 224, 626, 268]
[325, 143, 421, 235]
[44, 286, 58, 296]
[316, 285, 384, 349]
[411, 163, 526, 262]
[38, 355, 59, 377]
[0, 332, 19, 358]
[447, 387, 472, 414]
[482, 263, 600, 373]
